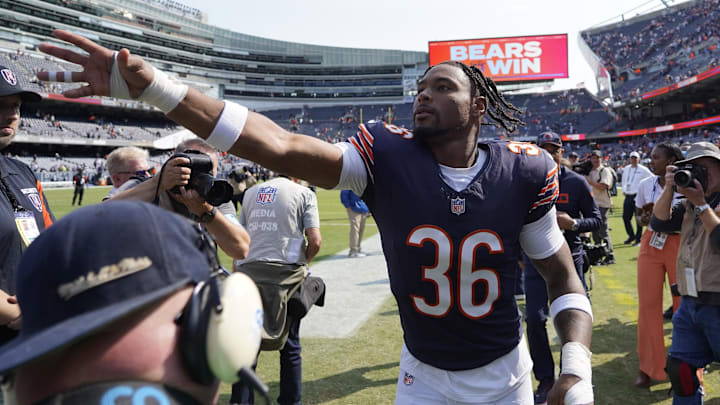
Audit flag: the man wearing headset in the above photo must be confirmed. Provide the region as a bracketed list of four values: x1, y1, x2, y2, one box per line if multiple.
[0, 201, 263, 405]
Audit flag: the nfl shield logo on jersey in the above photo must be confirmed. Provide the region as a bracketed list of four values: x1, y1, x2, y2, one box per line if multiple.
[403, 372, 414, 385]
[451, 197, 465, 216]
[256, 186, 277, 205]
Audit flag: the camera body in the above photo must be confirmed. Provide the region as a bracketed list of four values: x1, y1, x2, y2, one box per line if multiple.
[673, 163, 708, 190]
[580, 236, 609, 268]
[171, 150, 233, 206]
[572, 159, 593, 176]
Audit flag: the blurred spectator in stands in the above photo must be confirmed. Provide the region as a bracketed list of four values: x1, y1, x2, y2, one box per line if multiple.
[71, 168, 85, 206]
[586, 150, 616, 264]
[621, 151, 653, 245]
[0, 65, 55, 348]
[340, 189, 370, 258]
[104, 146, 151, 200]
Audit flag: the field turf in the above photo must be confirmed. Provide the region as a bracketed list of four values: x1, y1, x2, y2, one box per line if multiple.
[43, 186, 719, 404]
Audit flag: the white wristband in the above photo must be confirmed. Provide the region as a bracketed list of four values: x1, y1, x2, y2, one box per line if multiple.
[206, 101, 248, 152]
[560, 342, 593, 404]
[550, 293, 593, 322]
[138, 66, 188, 114]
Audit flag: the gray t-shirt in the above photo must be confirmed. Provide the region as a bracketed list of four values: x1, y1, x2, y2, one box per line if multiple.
[238, 177, 320, 265]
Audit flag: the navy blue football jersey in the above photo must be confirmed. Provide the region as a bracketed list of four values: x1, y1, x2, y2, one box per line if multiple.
[348, 121, 558, 371]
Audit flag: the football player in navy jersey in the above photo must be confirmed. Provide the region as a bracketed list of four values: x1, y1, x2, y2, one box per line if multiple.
[39, 30, 594, 405]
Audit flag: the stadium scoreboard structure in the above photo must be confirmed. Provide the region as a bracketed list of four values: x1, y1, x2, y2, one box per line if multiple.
[428, 34, 569, 83]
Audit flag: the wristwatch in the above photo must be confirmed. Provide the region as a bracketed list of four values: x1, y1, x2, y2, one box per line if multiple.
[570, 219, 580, 232]
[694, 203, 711, 215]
[198, 206, 217, 223]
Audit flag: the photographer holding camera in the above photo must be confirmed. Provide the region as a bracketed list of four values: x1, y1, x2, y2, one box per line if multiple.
[110, 138, 250, 260]
[229, 166, 257, 210]
[584, 150, 617, 264]
[651, 141, 720, 404]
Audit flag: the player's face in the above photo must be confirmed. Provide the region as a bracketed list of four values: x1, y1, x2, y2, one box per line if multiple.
[0, 95, 21, 150]
[541, 144, 563, 165]
[413, 64, 485, 141]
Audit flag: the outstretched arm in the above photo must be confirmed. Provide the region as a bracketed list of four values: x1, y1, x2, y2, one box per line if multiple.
[531, 243, 594, 405]
[38, 30, 343, 189]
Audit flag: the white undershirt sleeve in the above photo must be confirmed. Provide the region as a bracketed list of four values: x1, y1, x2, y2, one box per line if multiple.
[332, 142, 368, 196]
[519, 206, 566, 260]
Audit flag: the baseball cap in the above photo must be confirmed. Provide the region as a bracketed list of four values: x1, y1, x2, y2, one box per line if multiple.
[591, 150, 602, 157]
[0, 65, 41, 102]
[629, 151, 640, 159]
[0, 201, 215, 374]
[675, 141, 720, 165]
[569, 151, 579, 158]
[537, 131, 562, 147]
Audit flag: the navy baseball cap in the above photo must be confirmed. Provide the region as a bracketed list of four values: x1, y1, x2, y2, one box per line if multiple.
[0, 201, 215, 374]
[537, 131, 562, 147]
[0, 65, 41, 102]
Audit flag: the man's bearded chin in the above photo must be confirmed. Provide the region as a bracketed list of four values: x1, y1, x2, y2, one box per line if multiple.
[413, 125, 449, 142]
[0, 133, 15, 150]
[414, 121, 475, 145]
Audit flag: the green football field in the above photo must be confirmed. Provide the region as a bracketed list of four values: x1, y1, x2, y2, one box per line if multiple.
[43, 187, 719, 404]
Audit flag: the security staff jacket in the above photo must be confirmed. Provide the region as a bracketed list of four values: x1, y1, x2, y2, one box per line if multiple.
[0, 156, 54, 295]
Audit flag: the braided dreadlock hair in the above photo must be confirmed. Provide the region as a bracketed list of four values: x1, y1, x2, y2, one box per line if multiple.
[423, 61, 525, 133]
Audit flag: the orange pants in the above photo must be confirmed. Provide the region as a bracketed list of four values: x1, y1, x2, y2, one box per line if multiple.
[636, 230, 681, 381]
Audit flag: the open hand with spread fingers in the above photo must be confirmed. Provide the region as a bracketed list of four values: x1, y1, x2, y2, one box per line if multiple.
[36, 29, 154, 99]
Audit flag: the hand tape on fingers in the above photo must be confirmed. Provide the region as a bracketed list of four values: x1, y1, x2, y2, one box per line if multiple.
[110, 52, 132, 100]
[138, 66, 188, 114]
[64, 72, 74, 83]
[560, 342, 593, 404]
[48, 72, 56, 82]
[563, 379, 594, 405]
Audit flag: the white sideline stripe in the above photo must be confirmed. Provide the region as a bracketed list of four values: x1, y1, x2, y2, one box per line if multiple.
[300, 233, 391, 338]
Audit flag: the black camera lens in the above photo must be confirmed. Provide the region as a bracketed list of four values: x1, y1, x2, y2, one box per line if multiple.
[674, 170, 693, 188]
[205, 181, 234, 206]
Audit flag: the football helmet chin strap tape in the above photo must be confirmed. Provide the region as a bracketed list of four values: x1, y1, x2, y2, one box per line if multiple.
[33, 381, 200, 405]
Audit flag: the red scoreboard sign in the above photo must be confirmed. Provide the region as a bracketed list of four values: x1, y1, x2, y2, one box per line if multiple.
[428, 34, 569, 82]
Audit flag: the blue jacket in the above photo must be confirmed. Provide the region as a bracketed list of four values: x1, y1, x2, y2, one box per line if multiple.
[556, 166, 602, 255]
[340, 190, 369, 214]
